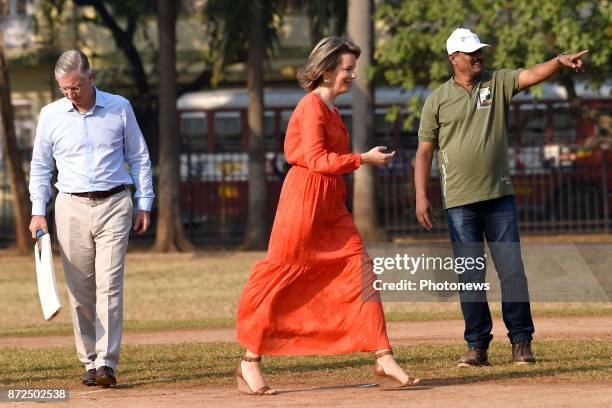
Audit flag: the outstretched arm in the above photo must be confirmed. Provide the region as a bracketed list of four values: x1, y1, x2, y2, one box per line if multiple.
[518, 50, 589, 90]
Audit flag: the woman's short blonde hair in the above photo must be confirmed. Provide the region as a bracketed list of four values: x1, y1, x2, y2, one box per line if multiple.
[296, 37, 361, 92]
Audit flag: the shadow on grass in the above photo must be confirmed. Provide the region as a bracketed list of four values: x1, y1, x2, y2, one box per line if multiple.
[277, 383, 433, 394]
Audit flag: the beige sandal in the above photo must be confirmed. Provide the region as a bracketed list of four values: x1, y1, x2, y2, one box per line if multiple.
[374, 350, 421, 390]
[236, 355, 276, 395]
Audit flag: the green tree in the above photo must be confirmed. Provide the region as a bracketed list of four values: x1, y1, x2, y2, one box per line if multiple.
[72, 0, 156, 107]
[0, 0, 31, 253]
[348, 0, 386, 241]
[302, 0, 347, 42]
[203, 0, 281, 249]
[376, 0, 612, 130]
[37, 0, 216, 251]
[203, 0, 348, 249]
[155, 0, 194, 252]
[244, 0, 269, 249]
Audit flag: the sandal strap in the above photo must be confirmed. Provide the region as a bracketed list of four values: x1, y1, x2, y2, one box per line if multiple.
[242, 355, 262, 363]
[254, 386, 271, 395]
[375, 350, 393, 359]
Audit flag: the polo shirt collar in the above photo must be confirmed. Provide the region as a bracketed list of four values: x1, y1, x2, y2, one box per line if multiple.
[450, 73, 482, 89]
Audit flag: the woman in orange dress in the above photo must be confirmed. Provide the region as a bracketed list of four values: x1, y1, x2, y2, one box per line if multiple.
[235, 37, 420, 395]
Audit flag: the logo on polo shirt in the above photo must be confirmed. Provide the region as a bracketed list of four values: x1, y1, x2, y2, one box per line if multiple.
[477, 86, 492, 108]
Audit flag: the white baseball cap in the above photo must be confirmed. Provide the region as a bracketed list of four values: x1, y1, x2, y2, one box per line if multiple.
[446, 28, 490, 55]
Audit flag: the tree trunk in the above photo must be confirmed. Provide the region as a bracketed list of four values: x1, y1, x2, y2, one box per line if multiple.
[0, 17, 31, 254]
[348, 0, 386, 242]
[243, 0, 269, 249]
[154, 0, 193, 252]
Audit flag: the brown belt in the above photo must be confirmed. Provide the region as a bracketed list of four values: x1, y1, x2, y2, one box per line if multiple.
[70, 185, 126, 200]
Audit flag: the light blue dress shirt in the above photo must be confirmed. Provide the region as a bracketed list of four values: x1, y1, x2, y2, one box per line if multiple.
[29, 87, 154, 215]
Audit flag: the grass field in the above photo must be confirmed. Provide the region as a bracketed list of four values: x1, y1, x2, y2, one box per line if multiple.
[1, 248, 611, 406]
[2, 339, 611, 388]
[1, 251, 611, 337]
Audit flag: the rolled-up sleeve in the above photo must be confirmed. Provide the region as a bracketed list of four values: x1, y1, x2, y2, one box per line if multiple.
[122, 102, 154, 211]
[495, 69, 523, 102]
[418, 97, 439, 144]
[29, 109, 54, 216]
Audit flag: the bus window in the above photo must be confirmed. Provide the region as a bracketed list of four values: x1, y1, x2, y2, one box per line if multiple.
[264, 111, 277, 151]
[214, 111, 242, 152]
[280, 110, 292, 132]
[551, 103, 577, 144]
[519, 103, 547, 145]
[375, 109, 394, 149]
[595, 107, 612, 141]
[278, 110, 293, 149]
[507, 105, 518, 147]
[180, 112, 208, 150]
[398, 112, 419, 150]
[9, 100, 35, 171]
[339, 110, 352, 134]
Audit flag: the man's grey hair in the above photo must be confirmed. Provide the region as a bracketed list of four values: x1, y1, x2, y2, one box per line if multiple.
[54, 49, 92, 79]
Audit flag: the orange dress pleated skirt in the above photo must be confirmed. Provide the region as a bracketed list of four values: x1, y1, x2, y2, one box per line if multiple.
[236, 93, 391, 356]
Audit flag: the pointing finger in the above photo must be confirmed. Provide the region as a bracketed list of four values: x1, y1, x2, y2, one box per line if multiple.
[570, 50, 589, 62]
[575, 49, 589, 58]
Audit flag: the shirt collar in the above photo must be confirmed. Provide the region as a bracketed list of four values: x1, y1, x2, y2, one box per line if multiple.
[450, 73, 482, 88]
[63, 86, 106, 112]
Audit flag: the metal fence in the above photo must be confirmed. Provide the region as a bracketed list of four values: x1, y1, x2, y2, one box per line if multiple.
[177, 149, 611, 244]
[1, 150, 610, 246]
[378, 153, 611, 237]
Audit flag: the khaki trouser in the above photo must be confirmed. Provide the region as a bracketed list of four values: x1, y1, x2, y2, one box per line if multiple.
[55, 189, 132, 370]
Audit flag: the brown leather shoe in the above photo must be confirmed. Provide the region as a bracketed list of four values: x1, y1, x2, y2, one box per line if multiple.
[82, 369, 96, 386]
[512, 340, 536, 364]
[95, 366, 117, 388]
[458, 347, 490, 367]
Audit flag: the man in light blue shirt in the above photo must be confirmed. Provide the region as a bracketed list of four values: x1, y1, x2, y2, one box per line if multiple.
[28, 49, 154, 388]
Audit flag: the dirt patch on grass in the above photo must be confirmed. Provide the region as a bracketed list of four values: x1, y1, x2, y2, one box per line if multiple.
[2, 315, 611, 349]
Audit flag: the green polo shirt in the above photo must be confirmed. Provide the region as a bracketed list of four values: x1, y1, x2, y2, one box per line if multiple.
[418, 69, 522, 209]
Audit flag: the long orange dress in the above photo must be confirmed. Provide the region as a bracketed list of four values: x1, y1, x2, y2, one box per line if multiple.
[236, 92, 391, 355]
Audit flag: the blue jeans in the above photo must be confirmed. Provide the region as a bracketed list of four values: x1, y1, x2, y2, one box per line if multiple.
[446, 195, 534, 349]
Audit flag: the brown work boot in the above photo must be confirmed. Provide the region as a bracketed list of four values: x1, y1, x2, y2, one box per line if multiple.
[512, 340, 536, 365]
[458, 347, 490, 367]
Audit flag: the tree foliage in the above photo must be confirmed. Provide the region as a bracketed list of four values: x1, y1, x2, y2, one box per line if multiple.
[203, 0, 348, 84]
[0, 0, 31, 253]
[203, 0, 282, 85]
[301, 0, 347, 43]
[376, 0, 612, 126]
[73, 0, 156, 98]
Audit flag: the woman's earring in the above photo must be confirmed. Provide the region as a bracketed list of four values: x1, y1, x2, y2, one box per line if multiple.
[323, 78, 332, 86]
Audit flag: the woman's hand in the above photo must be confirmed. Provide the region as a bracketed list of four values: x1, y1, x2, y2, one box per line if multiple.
[360, 146, 395, 166]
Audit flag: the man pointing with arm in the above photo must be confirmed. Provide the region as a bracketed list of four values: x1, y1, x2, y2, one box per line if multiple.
[415, 28, 587, 367]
